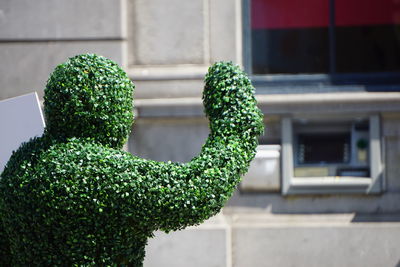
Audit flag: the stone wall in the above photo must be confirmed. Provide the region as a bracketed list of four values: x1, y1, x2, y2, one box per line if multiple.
[0, 0, 126, 99]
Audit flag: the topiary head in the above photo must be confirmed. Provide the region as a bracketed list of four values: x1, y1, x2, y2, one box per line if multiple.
[44, 54, 134, 148]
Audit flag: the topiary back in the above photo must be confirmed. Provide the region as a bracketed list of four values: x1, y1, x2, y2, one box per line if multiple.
[0, 55, 263, 266]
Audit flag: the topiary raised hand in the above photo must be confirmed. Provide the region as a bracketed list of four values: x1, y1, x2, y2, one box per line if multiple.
[0, 54, 263, 266]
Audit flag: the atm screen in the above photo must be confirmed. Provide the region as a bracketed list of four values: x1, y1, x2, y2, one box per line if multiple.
[297, 133, 350, 164]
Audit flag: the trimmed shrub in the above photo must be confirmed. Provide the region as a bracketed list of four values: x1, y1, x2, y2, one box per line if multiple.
[44, 54, 134, 148]
[0, 55, 263, 266]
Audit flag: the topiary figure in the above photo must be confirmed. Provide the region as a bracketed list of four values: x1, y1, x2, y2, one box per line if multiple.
[0, 54, 263, 266]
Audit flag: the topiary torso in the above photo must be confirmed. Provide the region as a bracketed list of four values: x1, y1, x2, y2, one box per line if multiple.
[0, 54, 263, 266]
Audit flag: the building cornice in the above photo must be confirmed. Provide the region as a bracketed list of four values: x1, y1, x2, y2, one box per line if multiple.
[134, 92, 400, 117]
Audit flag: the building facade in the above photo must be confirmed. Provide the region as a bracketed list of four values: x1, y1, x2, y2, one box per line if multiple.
[1, 0, 400, 266]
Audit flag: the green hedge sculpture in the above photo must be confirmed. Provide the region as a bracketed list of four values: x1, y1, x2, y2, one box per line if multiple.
[0, 54, 263, 266]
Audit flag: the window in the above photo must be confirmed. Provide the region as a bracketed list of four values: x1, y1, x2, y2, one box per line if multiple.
[251, 0, 330, 74]
[281, 115, 384, 195]
[243, 0, 400, 89]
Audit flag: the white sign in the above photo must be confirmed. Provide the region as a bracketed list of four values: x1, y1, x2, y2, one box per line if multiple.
[0, 92, 45, 173]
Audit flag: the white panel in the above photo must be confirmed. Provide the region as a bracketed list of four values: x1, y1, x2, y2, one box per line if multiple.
[241, 145, 281, 191]
[0, 92, 45, 173]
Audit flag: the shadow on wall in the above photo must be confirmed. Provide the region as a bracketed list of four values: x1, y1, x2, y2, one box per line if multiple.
[351, 213, 400, 223]
[226, 190, 400, 214]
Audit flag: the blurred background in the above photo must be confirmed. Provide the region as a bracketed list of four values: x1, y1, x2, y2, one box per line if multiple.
[1, 0, 400, 266]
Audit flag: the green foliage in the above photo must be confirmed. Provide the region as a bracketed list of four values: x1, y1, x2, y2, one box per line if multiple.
[0, 56, 263, 266]
[0, 223, 11, 266]
[44, 54, 134, 149]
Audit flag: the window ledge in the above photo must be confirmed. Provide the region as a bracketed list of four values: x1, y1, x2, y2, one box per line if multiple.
[288, 177, 373, 195]
[128, 65, 208, 81]
[256, 92, 400, 105]
[134, 92, 400, 117]
[135, 92, 400, 107]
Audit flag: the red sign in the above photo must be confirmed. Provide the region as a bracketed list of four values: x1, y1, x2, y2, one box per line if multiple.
[252, 0, 400, 29]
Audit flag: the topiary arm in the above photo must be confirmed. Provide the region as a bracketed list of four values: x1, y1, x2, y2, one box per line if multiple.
[133, 62, 264, 232]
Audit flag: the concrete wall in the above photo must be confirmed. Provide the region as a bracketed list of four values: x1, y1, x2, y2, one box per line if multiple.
[0, 0, 126, 100]
[127, 0, 243, 99]
[144, 213, 400, 267]
[230, 214, 400, 267]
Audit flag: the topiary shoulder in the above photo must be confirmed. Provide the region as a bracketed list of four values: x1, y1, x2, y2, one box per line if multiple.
[0, 54, 263, 266]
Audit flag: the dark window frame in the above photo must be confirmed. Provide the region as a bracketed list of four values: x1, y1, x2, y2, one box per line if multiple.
[243, 0, 400, 94]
